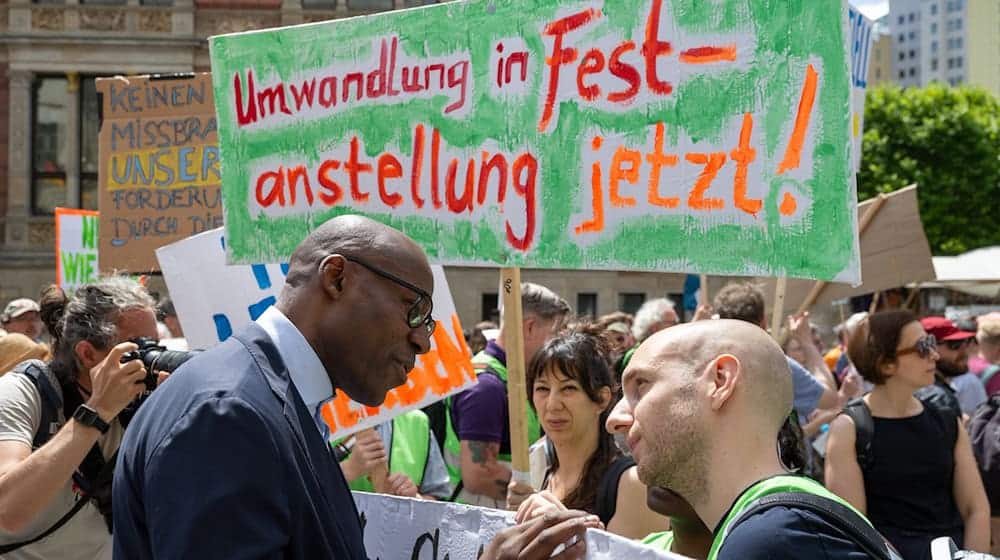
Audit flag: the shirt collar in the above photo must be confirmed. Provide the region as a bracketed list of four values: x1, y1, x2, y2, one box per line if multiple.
[256, 306, 333, 410]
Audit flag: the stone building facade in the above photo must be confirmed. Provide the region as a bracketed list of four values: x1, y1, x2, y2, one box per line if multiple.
[0, 0, 703, 327]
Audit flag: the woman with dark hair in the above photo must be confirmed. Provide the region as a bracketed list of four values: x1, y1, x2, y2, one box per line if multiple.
[825, 310, 989, 560]
[508, 331, 666, 540]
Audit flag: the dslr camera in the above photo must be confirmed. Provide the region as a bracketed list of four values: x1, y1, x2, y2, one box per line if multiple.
[119, 337, 198, 391]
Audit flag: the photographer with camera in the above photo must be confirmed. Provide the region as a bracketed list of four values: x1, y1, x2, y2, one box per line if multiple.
[0, 277, 166, 559]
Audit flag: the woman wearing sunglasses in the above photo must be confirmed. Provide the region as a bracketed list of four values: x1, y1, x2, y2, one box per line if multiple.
[825, 310, 989, 560]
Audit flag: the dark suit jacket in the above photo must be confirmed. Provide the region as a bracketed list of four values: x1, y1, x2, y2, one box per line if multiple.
[113, 323, 367, 559]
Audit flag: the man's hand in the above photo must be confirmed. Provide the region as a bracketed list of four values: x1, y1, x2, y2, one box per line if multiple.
[386, 473, 418, 498]
[787, 311, 813, 342]
[507, 479, 534, 512]
[692, 304, 715, 322]
[339, 430, 387, 481]
[515, 490, 567, 523]
[482, 510, 603, 560]
[86, 342, 147, 422]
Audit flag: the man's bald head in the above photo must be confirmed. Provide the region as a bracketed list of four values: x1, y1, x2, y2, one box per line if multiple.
[635, 319, 793, 430]
[276, 215, 434, 407]
[283, 215, 428, 292]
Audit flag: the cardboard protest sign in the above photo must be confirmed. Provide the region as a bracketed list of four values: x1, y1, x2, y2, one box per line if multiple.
[210, 0, 858, 283]
[55, 208, 100, 291]
[156, 227, 476, 441]
[761, 185, 935, 316]
[848, 7, 875, 172]
[353, 492, 682, 560]
[97, 73, 223, 273]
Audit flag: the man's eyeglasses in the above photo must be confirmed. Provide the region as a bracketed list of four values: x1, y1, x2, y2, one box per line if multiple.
[896, 335, 937, 360]
[341, 256, 436, 335]
[944, 339, 971, 351]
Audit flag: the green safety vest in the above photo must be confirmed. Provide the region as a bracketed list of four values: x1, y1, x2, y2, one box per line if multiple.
[443, 350, 542, 497]
[347, 410, 430, 493]
[707, 475, 870, 560]
[641, 531, 675, 552]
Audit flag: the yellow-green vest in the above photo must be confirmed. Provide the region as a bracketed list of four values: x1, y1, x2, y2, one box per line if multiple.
[347, 410, 431, 493]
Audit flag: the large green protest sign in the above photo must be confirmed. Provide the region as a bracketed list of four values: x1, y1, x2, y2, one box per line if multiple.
[210, 0, 859, 282]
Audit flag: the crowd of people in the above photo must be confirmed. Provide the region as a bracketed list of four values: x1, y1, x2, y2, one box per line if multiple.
[0, 215, 999, 559]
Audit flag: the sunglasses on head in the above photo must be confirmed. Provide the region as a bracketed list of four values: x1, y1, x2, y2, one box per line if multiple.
[338, 255, 436, 335]
[896, 334, 937, 359]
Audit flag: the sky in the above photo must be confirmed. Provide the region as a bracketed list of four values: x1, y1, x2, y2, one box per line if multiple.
[853, 0, 890, 20]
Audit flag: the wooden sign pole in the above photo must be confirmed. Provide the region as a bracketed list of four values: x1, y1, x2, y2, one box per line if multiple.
[500, 267, 531, 484]
[699, 274, 710, 307]
[771, 277, 787, 342]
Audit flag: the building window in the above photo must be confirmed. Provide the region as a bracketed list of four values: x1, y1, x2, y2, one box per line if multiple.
[931, 58, 939, 70]
[898, 33, 905, 43]
[948, 58, 955, 69]
[875, 68, 882, 79]
[899, 70, 906, 79]
[908, 12, 915, 22]
[481, 293, 499, 323]
[931, 22, 938, 33]
[932, 40, 939, 52]
[909, 67, 917, 76]
[908, 31, 916, 40]
[30, 75, 102, 215]
[956, 56, 963, 68]
[955, 18, 962, 29]
[909, 49, 916, 58]
[956, 37, 963, 49]
[79, 79, 100, 210]
[345, 0, 393, 10]
[899, 52, 906, 61]
[80, 0, 126, 5]
[301, 0, 336, 7]
[139, 0, 173, 5]
[32, 77, 70, 215]
[931, 3, 938, 15]
[898, 15, 905, 24]
[618, 293, 646, 316]
[577, 293, 598, 320]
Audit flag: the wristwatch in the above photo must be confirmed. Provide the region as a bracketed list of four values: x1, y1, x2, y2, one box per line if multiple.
[73, 404, 110, 435]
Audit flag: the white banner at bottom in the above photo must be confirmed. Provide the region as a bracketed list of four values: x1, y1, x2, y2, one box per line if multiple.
[352, 492, 687, 559]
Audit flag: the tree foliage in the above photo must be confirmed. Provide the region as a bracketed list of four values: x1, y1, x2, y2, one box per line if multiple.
[860, 84, 1000, 255]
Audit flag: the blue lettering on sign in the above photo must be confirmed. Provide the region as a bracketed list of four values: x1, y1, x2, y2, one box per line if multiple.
[211, 235, 290, 343]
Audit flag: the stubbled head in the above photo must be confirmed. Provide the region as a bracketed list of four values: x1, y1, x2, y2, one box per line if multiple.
[279, 215, 434, 407]
[606, 320, 792, 503]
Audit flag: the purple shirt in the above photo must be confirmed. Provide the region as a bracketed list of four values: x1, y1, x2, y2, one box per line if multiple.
[451, 341, 511, 451]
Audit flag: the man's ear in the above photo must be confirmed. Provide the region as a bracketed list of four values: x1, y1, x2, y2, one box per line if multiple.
[75, 340, 104, 370]
[319, 255, 348, 299]
[704, 354, 741, 411]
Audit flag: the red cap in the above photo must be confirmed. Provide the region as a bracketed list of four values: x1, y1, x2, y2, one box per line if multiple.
[920, 317, 976, 342]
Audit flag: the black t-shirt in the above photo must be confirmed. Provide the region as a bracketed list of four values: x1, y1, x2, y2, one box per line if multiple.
[717, 506, 872, 559]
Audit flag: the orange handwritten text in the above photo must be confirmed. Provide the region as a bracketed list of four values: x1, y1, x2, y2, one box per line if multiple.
[322, 314, 475, 436]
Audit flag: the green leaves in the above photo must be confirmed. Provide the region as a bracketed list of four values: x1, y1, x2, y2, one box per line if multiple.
[860, 84, 1000, 255]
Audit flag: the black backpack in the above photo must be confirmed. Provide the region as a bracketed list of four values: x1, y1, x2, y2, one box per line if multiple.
[842, 396, 958, 472]
[969, 395, 1000, 515]
[730, 491, 904, 560]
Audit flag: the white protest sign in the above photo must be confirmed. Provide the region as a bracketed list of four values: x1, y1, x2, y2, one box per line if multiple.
[587, 528, 687, 559]
[156, 227, 477, 441]
[848, 7, 876, 172]
[352, 492, 685, 560]
[55, 208, 100, 292]
[354, 492, 514, 558]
